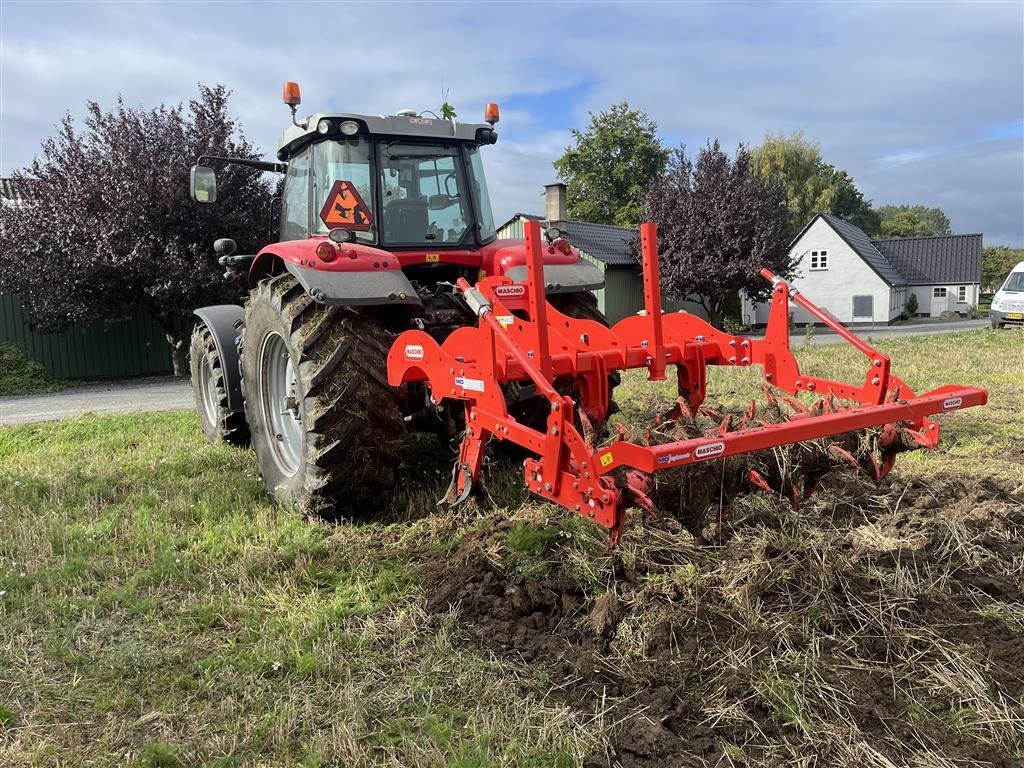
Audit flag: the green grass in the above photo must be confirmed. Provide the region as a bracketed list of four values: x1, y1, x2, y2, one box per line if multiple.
[1, 328, 1021, 766]
[0, 343, 76, 396]
[0, 414, 593, 766]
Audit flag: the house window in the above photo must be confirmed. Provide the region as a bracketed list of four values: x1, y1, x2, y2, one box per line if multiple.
[957, 286, 967, 303]
[852, 295, 873, 318]
[933, 287, 947, 299]
[809, 250, 829, 270]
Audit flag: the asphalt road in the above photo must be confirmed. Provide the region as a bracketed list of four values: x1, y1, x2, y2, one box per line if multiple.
[0, 318, 996, 426]
[762, 317, 991, 345]
[1, 376, 194, 426]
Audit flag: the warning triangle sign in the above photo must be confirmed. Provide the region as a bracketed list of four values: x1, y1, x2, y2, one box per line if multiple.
[318, 180, 374, 231]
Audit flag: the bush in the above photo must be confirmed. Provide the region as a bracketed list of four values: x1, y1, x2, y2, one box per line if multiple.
[0, 343, 67, 396]
[905, 293, 919, 316]
[723, 317, 751, 335]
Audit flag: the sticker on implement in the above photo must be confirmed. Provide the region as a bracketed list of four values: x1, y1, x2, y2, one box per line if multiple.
[404, 344, 424, 361]
[943, 396, 963, 410]
[599, 451, 614, 468]
[659, 450, 692, 468]
[425, 253, 440, 263]
[657, 452, 691, 466]
[496, 315, 514, 328]
[319, 180, 374, 231]
[455, 376, 485, 393]
[494, 284, 526, 299]
[694, 441, 726, 461]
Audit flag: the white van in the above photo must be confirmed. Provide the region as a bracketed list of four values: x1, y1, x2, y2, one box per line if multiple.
[990, 261, 1024, 328]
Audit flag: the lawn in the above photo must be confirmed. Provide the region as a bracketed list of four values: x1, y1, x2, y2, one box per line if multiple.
[1, 329, 1022, 767]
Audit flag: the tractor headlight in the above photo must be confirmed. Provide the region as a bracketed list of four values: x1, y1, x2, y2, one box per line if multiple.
[339, 120, 359, 136]
[316, 119, 333, 135]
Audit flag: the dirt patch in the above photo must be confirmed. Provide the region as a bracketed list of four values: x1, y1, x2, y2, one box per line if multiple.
[421, 477, 1024, 767]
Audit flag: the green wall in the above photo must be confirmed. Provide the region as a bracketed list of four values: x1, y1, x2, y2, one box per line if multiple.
[0, 294, 173, 380]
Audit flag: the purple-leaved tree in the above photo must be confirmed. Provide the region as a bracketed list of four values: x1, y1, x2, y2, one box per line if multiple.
[0, 85, 274, 374]
[642, 141, 794, 328]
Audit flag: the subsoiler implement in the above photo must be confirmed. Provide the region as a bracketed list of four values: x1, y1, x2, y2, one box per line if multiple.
[388, 220, 988, 544]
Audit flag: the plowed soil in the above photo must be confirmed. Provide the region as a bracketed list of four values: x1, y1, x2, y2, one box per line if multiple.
[421, 474, 1024, 767]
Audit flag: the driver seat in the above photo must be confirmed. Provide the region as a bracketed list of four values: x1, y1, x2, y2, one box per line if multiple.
[384, 199, 428, 242]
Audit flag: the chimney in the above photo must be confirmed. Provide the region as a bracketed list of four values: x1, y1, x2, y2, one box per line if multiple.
[544, 182, 567, 228]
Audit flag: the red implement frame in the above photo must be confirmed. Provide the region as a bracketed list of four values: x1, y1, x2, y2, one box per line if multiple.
[387, 221, 987, 544]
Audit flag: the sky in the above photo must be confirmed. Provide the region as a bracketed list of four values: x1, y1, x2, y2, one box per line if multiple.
[2, 1, 1022, 246]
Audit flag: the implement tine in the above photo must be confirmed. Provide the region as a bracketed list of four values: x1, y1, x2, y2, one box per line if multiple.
[748, 469, 773, 494]
[828, 444, 861, 470]
[779, 393, 808, 415]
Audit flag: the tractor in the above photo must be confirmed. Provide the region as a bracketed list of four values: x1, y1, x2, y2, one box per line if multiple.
[189, 82, 987, 544]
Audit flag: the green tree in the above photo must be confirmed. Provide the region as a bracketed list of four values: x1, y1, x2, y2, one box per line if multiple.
[875, 205, 952, 238]
[982, 246, 1024, 291]
[750, 131, 878, 237]
[553, 102, 669, 227]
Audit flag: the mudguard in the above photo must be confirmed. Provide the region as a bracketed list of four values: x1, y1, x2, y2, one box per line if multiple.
[504, 260, 604, 293]
[283, 262, 421, 307]
[193, 305, 245, 412]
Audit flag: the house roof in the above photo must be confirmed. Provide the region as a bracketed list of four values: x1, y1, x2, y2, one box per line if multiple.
[815, 213, 907, 286]
[564, 220, 637, 266]
[498, 213, 637, 267]
[872, 233, 982, 285]
[0, 177, 34, 205]
[495, 212, 543, 233]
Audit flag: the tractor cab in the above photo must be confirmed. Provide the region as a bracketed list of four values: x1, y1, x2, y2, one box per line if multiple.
[273, 85, 499, 250]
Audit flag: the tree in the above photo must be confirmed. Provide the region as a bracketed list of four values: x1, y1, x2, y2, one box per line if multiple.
[875, 205, 952, 238]
[553, 102, 669, 227]
[982, 246, 1024, 291]
[643, 141, 794, 329]
[750, 131, 878, 237]
[827, 168, 881, 235]
[0, 85, 274, 375]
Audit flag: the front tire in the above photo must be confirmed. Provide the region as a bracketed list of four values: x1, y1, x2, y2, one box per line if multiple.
[189, 323, 250, 446]
[241, 273, 405, 517]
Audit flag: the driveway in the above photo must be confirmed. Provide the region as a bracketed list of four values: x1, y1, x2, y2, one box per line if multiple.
[0, 376, 193, 426]
[0, 320, 993, 426]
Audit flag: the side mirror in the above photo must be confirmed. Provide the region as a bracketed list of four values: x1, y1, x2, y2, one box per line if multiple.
[213, 238, 236, 257]
[190, 165, 218, 203]
[427, 194, 453, 211]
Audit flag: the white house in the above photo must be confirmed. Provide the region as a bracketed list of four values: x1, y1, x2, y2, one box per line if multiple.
[741, 213, 982, 325]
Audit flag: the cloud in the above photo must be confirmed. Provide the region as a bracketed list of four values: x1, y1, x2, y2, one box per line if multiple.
[1, 0, 1020, 244]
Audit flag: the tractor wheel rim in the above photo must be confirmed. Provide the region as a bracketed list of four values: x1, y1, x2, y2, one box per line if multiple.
[199, 353, 219, 426]
[258, 331, 303, 477]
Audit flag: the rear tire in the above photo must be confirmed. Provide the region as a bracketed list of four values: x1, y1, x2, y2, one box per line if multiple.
[189, 323, 250, 446]
[241, 273, 405, 517]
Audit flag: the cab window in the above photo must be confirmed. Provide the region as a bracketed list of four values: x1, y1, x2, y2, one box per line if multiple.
[467, 146, 496, 242]
[379, 143, 469, 246]
[280, 149, 310, 241]
[312, 138, 376, 243]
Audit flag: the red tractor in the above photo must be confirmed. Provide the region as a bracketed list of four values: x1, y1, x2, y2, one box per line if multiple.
[190, 83, 986, 543]
[189, 83, 607, 516]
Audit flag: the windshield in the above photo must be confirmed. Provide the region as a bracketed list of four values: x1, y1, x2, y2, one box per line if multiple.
[379, 142, 472, 246]
[312, 138, 376, 243]
[1000, 271, 1024, 292]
